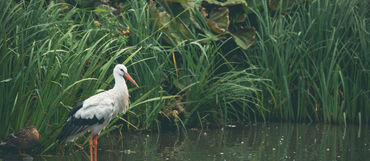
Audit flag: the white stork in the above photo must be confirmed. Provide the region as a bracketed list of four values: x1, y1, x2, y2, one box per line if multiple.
[57, 64, 139, 161]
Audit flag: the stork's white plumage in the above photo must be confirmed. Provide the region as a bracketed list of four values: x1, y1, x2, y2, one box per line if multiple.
[57, 64, 138, 161]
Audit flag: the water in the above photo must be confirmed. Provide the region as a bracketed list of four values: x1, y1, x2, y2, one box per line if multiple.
[6, 123, 370, 161]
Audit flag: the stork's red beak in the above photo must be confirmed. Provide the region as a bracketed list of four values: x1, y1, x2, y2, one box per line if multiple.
[123, 73, 139, 87]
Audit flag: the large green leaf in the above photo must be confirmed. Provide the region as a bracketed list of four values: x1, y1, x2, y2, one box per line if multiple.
[228, 26, 255, 50]
[201, 6, 229, 34]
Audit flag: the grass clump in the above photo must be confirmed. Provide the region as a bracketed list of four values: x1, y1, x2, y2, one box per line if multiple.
[0, 0, 133, 151]
[0, 0, 265, 152]
[245, 0, 369, 123]
[0, 0, 369, 154]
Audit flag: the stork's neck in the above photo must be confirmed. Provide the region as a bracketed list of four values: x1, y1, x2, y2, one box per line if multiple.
[113, 72, 128, 92]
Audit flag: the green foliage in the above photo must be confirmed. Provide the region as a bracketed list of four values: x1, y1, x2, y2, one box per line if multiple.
[166, 41, 265, 126]
[245, 0, 370, 123]
[150, 0, 256, 50]
[0, 0, 264, 153]
[0, 0, 369, 154]
[0, 0, 133, 152]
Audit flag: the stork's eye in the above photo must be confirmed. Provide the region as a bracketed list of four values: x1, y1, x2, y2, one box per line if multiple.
[120, 69, 124, 72]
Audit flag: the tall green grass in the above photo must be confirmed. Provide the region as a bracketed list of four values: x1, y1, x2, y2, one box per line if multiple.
[0, 0, 261, 153]
[169, 41, 265, 126]
[0, 0, 163, 152]
[120, 1, 266, 129]
[245, 0, 369, 123]
[1, 0, 104, 148]
[1, 0, 369, 154]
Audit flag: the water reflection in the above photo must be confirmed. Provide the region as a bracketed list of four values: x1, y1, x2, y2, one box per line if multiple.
[27, 123, 370, 161]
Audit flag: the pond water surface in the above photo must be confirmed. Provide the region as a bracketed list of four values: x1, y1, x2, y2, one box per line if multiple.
[20, 123, 370, 161]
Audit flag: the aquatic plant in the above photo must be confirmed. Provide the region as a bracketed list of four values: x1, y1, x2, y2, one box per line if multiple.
[0, 0, 369, 154]
[245, 0, 369, 123]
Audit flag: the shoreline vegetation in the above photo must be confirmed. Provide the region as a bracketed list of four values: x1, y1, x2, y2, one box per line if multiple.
[0, 0, 369, 153]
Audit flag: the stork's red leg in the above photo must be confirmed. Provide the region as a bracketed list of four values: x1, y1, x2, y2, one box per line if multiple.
[89, 134, 93, 161]
[94, 134, 98, 161]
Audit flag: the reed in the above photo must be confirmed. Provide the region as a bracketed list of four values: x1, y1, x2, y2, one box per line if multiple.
[246, 0, 369, 123]
[0, 0, 369, 154]
[0, 0, 162, 151]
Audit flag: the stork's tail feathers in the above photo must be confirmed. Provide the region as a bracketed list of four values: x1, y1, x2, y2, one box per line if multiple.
[57, 103, 85, 144]
[57, 114, 105, 144]
[56, 118, 90, 144]
[56, 121, 71, 144]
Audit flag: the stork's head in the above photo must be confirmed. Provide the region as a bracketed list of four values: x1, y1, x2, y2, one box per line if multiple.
[114, 64, 139, 87]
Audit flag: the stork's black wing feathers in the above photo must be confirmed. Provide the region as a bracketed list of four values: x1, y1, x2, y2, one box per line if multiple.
[56, 103, 105, 144]
[69, 102, 83, 116]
